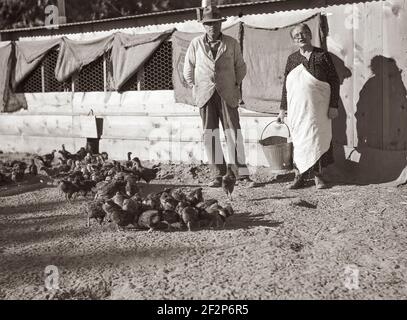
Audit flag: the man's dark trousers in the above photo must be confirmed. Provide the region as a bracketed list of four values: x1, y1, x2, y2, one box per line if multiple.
[199, 90, 250, 178]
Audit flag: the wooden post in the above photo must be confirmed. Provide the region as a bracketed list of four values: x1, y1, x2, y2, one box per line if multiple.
[57, 0, 67, 24]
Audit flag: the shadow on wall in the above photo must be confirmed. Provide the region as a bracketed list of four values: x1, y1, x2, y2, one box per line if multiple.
[354, 55, 407, 183]
[330, 52, 352, 147]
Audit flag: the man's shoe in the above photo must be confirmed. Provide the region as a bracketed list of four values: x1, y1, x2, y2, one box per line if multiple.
[315, 175, 328, 189]
[288, 175, 305, 189]
[208, 177, 222, 188]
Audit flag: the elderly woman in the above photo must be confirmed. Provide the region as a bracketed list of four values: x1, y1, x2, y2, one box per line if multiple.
[277, 23, 340, 189]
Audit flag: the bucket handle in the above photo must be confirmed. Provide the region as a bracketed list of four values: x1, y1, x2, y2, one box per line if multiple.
[260, 120, 291, 141]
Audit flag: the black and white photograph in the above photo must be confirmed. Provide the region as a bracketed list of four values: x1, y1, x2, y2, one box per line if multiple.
[0, 0, 406, 303]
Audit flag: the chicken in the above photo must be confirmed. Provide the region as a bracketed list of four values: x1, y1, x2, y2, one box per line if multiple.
[94, 178, 126, 200]
[132, 157, 159, 183]
[186, 187, 204, 206]
[12, 160, 27, 174]
[175, 200, 199, 231]
[180, 206, 199, 231]
[206, 204, 235, 229]
[161, 210, 181, 229]
[84, 199, 106, 227]
[84, 153, 93, 164]
[222, 164, 236, 201]
[11, 170, 24, 183]
[159, 191, 178, 211]
[137, 209, 165, 232]
[75, 179, 97, 197]
[125, 152, 133, 169]
[100, 152, 109, 161]
[122, 198, 142, 227]
[218, 205, 234, 228]
[28, 159, 38, 175]
[102, 199, 130, 231]
[125, 175, 139, 197]
[75, 147, 87, 161]
[111, 191, 126, 208]
[43, 150, 57, 165]
[170, 188, 187, 202]
[58, 144, 72, 160]
[142, 192, 161, 211]
[58, 180, 80, 201]
[195, 198, 218, 210]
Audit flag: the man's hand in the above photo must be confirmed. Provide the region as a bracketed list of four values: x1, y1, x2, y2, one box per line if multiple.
[277, 110, 286, 123]
[328, 107, 339, 119]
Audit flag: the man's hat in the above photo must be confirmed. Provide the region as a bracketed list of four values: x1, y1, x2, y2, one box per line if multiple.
[200, 6, 226, 23]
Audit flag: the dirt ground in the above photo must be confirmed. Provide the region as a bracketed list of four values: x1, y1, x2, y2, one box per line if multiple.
[0, 153, 406, 300]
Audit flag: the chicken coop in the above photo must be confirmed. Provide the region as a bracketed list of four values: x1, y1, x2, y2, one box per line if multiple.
[1, 0, 407, 183]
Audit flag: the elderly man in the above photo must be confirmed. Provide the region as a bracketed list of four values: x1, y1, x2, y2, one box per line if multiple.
[183, 5, 254, 187]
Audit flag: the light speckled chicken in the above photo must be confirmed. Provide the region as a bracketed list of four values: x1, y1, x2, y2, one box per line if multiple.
[102, 199, 131, 231]
[205, 204, 235, 229]
[170, 188, 187, 202]
[137, 210, 165, 232]
[195, 199, 218, 210]
[125, 175, 140, 197]
[84, 199, 106, 227]
[111, 191, 126, 208]
[142, 192, 161, 211]
[159, 191, 178, 211]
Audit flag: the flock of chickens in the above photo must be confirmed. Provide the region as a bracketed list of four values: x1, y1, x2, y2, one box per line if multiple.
[0, 145, 237, 232]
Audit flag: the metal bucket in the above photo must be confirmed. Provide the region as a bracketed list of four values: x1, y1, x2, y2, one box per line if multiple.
[259, 121, 293, 172]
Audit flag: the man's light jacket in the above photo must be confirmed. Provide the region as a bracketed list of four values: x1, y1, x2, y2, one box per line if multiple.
[183, 34, 247, 108]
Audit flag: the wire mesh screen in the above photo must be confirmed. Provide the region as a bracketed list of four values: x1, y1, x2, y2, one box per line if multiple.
[15, 60, 43, 93]
[140, 41, 173, 90]
[14, 41, 173, 94]
[44, 49, 71, 92]
[75, 55, 105, 92]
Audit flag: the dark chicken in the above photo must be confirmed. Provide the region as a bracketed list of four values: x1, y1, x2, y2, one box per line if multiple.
[222, 164, 236, 201]
[58, 180, 80, 201]
[84, 199, 106, 227]
[132, 157, 159, 183]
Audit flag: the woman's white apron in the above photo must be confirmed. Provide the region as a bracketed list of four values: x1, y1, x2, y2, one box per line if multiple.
[286, 64, 332, 174]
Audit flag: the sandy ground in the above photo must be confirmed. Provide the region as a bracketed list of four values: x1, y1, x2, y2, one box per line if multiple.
[0, 153, 406, 300]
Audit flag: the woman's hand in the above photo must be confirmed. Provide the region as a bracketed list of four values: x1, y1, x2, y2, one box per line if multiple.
[328, 107, 338, 119]
[277, 110, 286, 123]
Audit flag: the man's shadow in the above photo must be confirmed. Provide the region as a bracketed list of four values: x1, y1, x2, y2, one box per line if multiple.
[354, 55, 407, 183]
